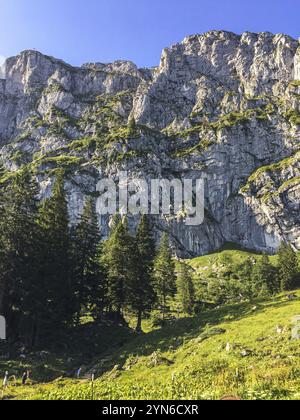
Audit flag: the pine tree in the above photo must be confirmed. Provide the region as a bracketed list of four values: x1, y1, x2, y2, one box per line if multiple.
[0, 175, 7, 315]
[237, 257, 255, 299]
[72, 197, 103, 324]
[0, 169, 41, 345]
[38, 170, 75, 338]
[177, 262, 195, 315]
[153, 233, 177, 319]
[129, 215, 156, 332]
[277, 243, 300, 291]
[252, 254, 279, 296]
[101, 217, 131, 317]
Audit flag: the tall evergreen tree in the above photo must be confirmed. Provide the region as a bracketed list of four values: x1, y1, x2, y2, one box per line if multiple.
[128, 215, 156, 332]
[277, 243, 300, 291]
[153, 233, 177, 319]
[101, 217, 132, 317]
[72, 197, 103, 323]
[38, 170, 75, 338]
[252, 254, 279, 296]
[236, 257, 255, 299]
[0, 176, 7, 315]
[0, 169, 41, 345]
[177, 262, 195, 315]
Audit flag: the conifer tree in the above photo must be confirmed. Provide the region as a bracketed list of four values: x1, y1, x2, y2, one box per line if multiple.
[277, 243, 300, 291]
[72, 197, 103, 324]
[0, 175, 7, 315]
[236, 257, 255, 299]
[129, 215, 156, 332]
[38, 170, 75, 337]
[252, 254, 279, 296]
[0, 169, 41, 345]
[153, 233, 177, 319]
[177, 262, 195, 315]
[101, 217, 131, 317]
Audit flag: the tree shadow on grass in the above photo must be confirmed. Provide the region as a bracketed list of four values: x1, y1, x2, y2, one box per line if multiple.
[88, 292, 300, 377]
[2, 293, 297, 383]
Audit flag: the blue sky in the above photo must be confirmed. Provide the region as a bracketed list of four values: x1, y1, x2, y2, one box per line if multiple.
[0, 0, 299, 68]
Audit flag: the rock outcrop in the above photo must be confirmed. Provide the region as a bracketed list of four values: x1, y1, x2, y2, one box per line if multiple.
[0, 30, 299, 256]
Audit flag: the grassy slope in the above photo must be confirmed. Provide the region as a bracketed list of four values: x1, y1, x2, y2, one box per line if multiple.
[188, 243, 285, 273]
[4, 292, 300, 401]
[2, 248, 300, 401]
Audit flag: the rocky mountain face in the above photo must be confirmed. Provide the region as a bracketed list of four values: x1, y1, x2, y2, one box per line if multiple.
[0, 30, 299, 256]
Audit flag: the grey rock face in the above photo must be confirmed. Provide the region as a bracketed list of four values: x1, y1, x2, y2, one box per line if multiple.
[0, 31, 299, 256]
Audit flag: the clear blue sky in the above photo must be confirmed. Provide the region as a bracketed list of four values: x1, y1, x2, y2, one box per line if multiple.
[0, 0, 299, 68]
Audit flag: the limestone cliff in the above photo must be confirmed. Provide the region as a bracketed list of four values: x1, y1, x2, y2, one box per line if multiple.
[0, 30, 299, 256]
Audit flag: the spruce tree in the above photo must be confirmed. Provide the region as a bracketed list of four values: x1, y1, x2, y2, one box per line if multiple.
[72, 197, 103, 324]
[153, 233, 177, 319]
[38, 170, 75, 338]
[101, 217, 131, 317]
[252, 254, 279, 296]
[277, 243, 300, 291]
[0, 177, 7, 314]
[0, 169, 41, 345]
[129, 215, 156, 332]
[177, 262, 195, 315]
[237, 257, 255, 299]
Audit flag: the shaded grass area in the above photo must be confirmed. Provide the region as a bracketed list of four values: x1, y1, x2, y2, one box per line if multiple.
[0, 321, 135, 399]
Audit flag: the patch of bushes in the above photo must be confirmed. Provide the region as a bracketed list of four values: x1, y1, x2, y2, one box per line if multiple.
[240, 151, 300, 194]
[211, 110, 252, 130]
[278, 176, 300, 193]
[284, 109, 300, 126]
[68, 137, 96, 152]
[11, 150, 31, 165]
[48, 106, 80, 128]
[174, 105, 275, 139]
[171, 139, 213, 158]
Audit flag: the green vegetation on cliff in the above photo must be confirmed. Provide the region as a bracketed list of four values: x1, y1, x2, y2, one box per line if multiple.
[240, 151, 300, 195]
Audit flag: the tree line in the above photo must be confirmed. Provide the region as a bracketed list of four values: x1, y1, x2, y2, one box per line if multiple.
[199, 245, 300, 305]
[0, 169, 298, 348]
[0, 170, 184, 348]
